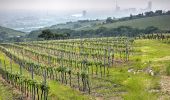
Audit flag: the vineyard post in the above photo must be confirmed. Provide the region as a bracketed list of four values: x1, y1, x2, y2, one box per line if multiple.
[10, 57, 12, 74]
[37, 55, 40, 65]
[20, 63, 22, 75]
[31, 65, 35, 100]
[87, 76, 90, 94]
[77, 72, 80, 90]
[22, 49, 24, 61]
[111, 49, 114, 66]
[85, 55, 89, 73]
[107, 47, 110, 75]
[43, 68, 47, 100]
[48, 54, 50, 78]
[31, 65, 34, 80]
[116, 39, 118, 60]
[4, 60, 7, 80]
[0, 59, 1, 68]
[69, 52, 71, 68]
[61, 52, 64, 83]
[19, 63, 24, 99]
[104, 49, 106, 76]
[125, 39, 129, 61]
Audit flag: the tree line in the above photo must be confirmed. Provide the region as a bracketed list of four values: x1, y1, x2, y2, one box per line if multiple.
[38, 29, 70, 40]
[38, 26, 169, 40]
[106, 10, 170, 24]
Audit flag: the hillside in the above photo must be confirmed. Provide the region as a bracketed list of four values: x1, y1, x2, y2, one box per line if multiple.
[47, 20, 104, 30]
[0, 26, 25, 37]
[91, 15, 170, 30]
[27, 20, 104, 39]
[27, 15, 170, 39]
[47, 15, 170, 31]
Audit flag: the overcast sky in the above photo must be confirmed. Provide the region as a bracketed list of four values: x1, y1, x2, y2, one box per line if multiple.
[0, 0, 170, 11]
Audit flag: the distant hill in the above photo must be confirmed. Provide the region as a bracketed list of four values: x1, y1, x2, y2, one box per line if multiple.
[28, 15, 170, 39]
[0, 26, 25, 37]
[27, 20, 104, 39]
[90, 15, 170, 30]
[0, 26, 26, 42]
[47, 20, 104, 30]
[31, 15, 170, 32]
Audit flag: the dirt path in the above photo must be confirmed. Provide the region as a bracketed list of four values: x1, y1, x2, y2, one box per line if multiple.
[160, 75, 170, 99]
[160, 76, 170, 93]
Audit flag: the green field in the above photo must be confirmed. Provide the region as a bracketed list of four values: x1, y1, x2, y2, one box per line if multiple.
[0, 37, 170, 100]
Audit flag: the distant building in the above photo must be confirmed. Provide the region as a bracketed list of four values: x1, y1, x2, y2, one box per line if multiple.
[113, 1, 153, 17]
[124, 8, 137, 13]
[140, 1, 152, 12]
[115, 1, 120, 12]
[113, 1, 137, 17]
[147, 1, 152, 11]
[82, 10, 87, 17]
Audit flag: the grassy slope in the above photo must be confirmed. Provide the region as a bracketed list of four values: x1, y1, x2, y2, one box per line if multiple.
[104, 39, 170, 100]
[89, 15, 170, 30]
[133, 39, 170, 71]
[27, 15, 170, 39]
[27, 20, 104, 39]
[49, 20, 104, 30]
[0, 26, 25, 37]
[129, 39, 170, 99]
[48, 15, 170, 31]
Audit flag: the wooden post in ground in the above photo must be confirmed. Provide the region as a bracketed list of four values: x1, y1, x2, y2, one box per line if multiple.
[31, 65, 35, 100]
[43, 69, 47, 100]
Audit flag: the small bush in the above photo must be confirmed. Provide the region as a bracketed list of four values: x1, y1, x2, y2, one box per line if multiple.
[135, 58, 141, 62]
[166, 64, 170, 75]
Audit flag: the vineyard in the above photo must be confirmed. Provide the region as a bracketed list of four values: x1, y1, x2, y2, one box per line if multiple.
[0, 35, 170, 100]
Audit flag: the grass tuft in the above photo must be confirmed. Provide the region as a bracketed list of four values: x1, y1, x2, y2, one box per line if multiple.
[166, 64, 170, 76]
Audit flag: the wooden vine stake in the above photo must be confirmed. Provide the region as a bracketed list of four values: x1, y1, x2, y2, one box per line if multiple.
[10, 56, 12, 74]
[31, 65, 35, 100]
[43, 68, 47, 100]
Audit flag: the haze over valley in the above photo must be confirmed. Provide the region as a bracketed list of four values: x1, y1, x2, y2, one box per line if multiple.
[0, 0, 170, 32]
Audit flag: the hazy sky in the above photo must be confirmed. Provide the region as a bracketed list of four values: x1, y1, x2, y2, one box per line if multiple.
[0, 0, 170, 11]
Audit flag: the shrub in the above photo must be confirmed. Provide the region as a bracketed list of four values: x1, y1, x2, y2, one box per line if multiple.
[166, 64, 170, 75]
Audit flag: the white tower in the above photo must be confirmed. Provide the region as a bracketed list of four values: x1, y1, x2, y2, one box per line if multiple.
[115, 1, 120, 12]
[148, 1, 152, 11]
[82, 10, 87, 17]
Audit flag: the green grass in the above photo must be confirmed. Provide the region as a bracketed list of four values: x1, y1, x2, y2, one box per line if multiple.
[133, 39, 170, 72]
[88, 39, 169, 99]
[166, 64, 170, 75]
[120, 39, 170, 99]
[123, 75, 157, 100]
[0, 79, 13, 100]
[92, 15, 170, 30]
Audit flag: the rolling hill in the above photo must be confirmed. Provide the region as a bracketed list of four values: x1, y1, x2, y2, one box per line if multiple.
[0, 26, 25, 37]
[34, 15, 170, 32]
[47, 20, 104, 30]
[27, 15, 170, 39]
[90, 15, 170, 30]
